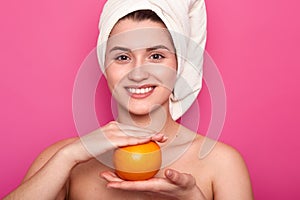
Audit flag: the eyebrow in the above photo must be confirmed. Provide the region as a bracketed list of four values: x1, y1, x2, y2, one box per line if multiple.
[109, 46, 131, 53]
[109, 45, 171, 53]
[146, 45, 171, 52]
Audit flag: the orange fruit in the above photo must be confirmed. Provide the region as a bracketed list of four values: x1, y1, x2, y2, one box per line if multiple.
[113, 141, 162, 181]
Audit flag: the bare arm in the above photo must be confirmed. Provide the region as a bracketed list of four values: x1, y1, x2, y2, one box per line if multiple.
[4, 138, 77, 200]
[4, 122, 165, 200]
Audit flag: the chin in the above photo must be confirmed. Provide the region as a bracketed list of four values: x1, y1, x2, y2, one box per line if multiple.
[128, 107, 152, 116]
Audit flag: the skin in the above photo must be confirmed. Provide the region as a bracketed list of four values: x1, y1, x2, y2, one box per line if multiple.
[4, 19, 254, 200]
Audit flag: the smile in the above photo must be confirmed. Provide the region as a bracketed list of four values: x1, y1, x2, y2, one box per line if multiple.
[127, 86, 154, 94]
[125, 85, 156, 98]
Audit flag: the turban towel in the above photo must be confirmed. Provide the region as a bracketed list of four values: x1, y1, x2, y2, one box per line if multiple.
[97, 0, 207, 120]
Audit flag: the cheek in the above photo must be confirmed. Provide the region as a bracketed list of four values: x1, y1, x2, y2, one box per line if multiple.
[170, 55, 178, 71]
[163, 54, 177, 72]
[147, 70, 176, 94]
[157, 59, 177, 90]
[162, 72, 177, 91]
[106, 66, 129, 90]
[106, 69, 120, 89]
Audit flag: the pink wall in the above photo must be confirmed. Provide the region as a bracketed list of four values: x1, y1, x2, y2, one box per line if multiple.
[1, 0, 299, 199]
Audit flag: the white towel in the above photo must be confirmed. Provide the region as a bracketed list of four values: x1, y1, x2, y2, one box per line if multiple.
[97, 0, 207, 120]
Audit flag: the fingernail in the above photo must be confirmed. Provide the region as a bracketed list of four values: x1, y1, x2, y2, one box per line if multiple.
[166, 169, 173, 177]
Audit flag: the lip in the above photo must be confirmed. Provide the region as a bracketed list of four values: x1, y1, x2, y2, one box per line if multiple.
[125, 84, 157, 99]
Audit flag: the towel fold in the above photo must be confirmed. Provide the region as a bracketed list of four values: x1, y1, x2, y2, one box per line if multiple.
[97, 0, 207, 120]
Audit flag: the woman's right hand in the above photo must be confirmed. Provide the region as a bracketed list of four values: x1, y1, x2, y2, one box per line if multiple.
[61, 121, 167, 166]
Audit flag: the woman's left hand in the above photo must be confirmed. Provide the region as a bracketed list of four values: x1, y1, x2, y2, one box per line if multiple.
[101, 169, 207, 200]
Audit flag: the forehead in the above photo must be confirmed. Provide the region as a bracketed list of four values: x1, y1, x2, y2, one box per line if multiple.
[107, 19, 175, 52]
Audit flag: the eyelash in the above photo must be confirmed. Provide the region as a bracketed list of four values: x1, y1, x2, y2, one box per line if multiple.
[114, 55, 130, 62]
[113, 53, 165, 63]
[150, 53, 165, 60]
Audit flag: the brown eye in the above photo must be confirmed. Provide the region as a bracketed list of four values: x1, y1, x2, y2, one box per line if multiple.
[150, 54, 165, 60]
[114, 55, 131, 64]
[116, 55, 130, 61]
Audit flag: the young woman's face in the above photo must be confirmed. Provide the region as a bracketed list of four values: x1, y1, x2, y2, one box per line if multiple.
[105, 18, 177, 115]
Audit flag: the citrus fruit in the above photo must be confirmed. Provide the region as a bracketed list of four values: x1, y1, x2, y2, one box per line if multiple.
[113, 141, 162, 181]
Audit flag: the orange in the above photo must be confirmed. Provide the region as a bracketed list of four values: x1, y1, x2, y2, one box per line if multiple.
[113, 141, 162, 181]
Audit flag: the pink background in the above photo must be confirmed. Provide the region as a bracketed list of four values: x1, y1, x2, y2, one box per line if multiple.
[1, 0, 299, 199]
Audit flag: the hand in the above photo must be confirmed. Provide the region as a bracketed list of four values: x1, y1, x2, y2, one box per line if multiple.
[64, 121, 167, 164]
[101, 169, 207, 200]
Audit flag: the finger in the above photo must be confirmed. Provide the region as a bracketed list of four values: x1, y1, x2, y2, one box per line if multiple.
[103, 135, 150, 148]
[151, 133, 168, 143]
[100, 171, 123, 182]
[106, 178, 164, 191]
[117, 123, 156, 137]
[165, 169, 196, 188]
[104, 130, 152, 147]
[120, 136, 152, 147]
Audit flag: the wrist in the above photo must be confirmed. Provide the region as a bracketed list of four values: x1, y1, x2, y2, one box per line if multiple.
[55, 140, 91, 169]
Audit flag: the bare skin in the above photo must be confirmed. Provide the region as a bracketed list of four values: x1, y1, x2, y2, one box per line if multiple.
[4, 19, 254, 200]
[4, 122, 253, 200]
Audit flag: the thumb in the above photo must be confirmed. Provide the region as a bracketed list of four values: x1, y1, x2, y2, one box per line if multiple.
[165, 169, 196, 188]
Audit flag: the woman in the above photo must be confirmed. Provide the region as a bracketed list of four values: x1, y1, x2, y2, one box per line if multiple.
[4, 0, 253, 199]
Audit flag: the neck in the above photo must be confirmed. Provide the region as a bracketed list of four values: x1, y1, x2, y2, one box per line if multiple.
[116, 104, 178, 138]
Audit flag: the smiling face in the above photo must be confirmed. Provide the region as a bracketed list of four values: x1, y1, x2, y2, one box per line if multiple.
[105, 18, 177, 116]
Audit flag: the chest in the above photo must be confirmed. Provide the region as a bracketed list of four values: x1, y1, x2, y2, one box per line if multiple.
[67, 159, 213, 200]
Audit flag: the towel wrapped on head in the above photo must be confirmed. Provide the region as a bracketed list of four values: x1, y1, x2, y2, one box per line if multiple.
[97, 0, 207, 120]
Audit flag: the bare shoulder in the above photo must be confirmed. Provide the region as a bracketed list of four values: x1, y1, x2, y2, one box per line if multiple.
[23, 137, 78, 181]
[198, 137, 247, 167]
[192, 135, 254, 200]
[191, 135, 248, 169]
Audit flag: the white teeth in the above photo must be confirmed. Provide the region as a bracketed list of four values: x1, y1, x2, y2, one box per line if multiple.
[127, 87, 154, 94]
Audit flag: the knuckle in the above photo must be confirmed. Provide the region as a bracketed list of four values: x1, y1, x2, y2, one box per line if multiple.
[172, 171, 180, 182]
[126, 137, 136, 144]
[107, 121, 117, 127]
[105, 121, 119, 131]
[184, 173, 196, 187]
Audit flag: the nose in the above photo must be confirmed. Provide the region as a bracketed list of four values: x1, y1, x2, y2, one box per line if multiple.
[128, 50, 150, 82]
[127, 66, 150, 82]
